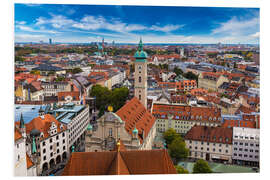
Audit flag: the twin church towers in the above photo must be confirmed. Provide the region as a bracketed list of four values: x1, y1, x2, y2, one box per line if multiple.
[134, 38, 148, 108]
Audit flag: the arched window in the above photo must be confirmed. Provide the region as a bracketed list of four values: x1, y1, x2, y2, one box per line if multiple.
[139, 76, 142, 83]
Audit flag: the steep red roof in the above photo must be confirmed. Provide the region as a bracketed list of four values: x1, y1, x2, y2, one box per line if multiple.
[24, 114, 67, 140]
[116, 97, 156, 143]
[185, 126, 233, 144]
[14, 127, 22, 142]
[62, 149, 176, 175]
[26, 154, 34, 169]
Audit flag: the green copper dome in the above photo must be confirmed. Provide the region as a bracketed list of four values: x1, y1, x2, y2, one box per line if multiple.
[132, 126, 138, 134]
[134, 38, 148, 61]
[87, 123, 93, 131]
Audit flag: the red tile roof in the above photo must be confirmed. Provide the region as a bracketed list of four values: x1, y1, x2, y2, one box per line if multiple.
[116, 97, 156, 143]
[14, 127, 22, 142]
[26, 154, 34, 169]
[152, 104, 221, 123]
[185, 126, 233, 144]
[23, 114, 67, 140]
[62, 149, 176, 175]
[58, 91, 80, 101]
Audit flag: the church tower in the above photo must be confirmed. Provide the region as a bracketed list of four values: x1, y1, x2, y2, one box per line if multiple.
[134, 38, 148, 108]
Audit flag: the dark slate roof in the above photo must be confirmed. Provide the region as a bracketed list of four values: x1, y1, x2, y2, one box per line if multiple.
[32, 64, 63, 71]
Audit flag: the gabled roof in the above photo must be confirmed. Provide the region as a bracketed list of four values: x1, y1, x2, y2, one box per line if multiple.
[185, 125, 233, 144]
[61, 149, 176, 175]
[20, 114, 66, 140]
[116, 97, 156, 143]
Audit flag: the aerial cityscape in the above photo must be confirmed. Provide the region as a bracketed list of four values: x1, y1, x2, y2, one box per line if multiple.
[14, 4, 260, 176]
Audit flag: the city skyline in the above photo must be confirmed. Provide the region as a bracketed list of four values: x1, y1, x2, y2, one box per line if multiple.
[15, 4, 259, 44]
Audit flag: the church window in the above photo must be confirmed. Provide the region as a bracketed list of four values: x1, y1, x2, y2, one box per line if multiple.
[139, 76, 142, 83]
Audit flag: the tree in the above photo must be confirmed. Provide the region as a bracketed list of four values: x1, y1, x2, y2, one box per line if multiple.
[174, 67, 184, 76]
[233, 62, 237, 69]
[111, 87, 129, 112]
[193, 159, 212, 173]
[30, 70, 40, 75]
[175, 165, 189, 174]
[15, 56, 25, 62]
[72, 67, 83, 74]
[163, 128, 181, 145]
[168, 137, 189, 164]
[90, 85, 129, 117]
[55, 76, 65, 82]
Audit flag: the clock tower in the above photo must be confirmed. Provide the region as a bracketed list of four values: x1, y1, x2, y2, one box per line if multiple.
[134, 38, 148, 108]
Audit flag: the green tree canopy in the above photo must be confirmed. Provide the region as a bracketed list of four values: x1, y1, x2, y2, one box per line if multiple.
[111, 87, 129, 111]
[30, 70, 40, 75]
[175, 165, 189, 174]
[174, 67, 184, 76]
[90, 85, 129, 117]
[15, 56, 25, 62]
[168, 137, 189, 164]
[193, 159, 212, 173]
[163, 128, 181, 145]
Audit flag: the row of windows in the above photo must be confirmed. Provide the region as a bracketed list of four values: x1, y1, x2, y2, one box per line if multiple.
[42, 132, 65, 147]
[233, 148, 259, 153]
[234, 136, 259, 140]
[233, 142, 259, 147]
[43, 146, 65, 161]
[190, 146, 229, 154]
[233, 153, 259, 159]
[190, 141, 229, 146]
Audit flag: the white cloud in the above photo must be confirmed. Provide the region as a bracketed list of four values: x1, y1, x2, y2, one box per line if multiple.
[15, 34, 47, 42]
[34, 14, 182, 34]
[251, 32, 260, 38]
[212, 17, 259, 36]
[15, 21, 26, 25]
[36, 15, 75, 29]
[16, 25, 58, 34]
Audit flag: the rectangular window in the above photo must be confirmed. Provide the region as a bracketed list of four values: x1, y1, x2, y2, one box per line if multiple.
[109, 128, 113, 137]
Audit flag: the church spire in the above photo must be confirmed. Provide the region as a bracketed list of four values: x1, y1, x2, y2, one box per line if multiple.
[138, 37, 143, 51]
[19, 113, 25, 129]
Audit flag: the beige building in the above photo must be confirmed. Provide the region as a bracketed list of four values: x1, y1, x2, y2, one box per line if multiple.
[152, 103, 222, 135]
[198, 72, 229, 91]
[185, 126, 233, 163]
[85, 97, 156, 151]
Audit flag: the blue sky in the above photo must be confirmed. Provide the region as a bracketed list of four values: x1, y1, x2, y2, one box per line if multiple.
[14, 4, 259, 44]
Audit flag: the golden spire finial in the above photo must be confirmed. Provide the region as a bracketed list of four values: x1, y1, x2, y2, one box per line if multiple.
[108, 105, 113, 112]
[117, 139, 121, 152]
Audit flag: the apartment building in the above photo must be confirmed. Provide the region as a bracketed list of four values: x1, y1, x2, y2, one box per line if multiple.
[198, 72, 229, 91]
[185, 126, 233, 163]
[232, 127, 260, 167]
[152, 103, 222, 135]
[54, 103, 89, 152]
